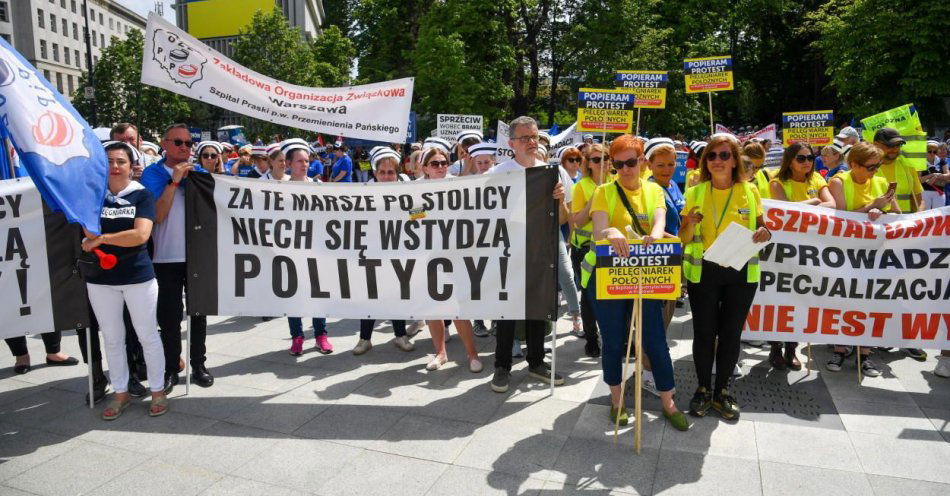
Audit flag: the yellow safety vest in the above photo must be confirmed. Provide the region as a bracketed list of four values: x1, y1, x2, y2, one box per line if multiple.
[570, 177, 597, 249]
[875, 157, 917, 212]
[579, 182, 660, 288]
[838, 170, 888, 211]
[682, 181, 760, 284]
[754, 169, 772, 199]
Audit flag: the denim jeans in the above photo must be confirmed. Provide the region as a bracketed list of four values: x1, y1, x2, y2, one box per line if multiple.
[557, 231, 580, 314]
[288, 318, 327, 338]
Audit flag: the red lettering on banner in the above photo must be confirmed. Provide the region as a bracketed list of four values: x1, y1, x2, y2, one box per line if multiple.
[901, 313, 950, 341]
[841, 311, 866, 336]
[869, 313, 890, 337]
[764, 207, 784, 231]
[799, 212, 819, 232]
[765, 206, 882, 239]
[745, 304, 795, 332]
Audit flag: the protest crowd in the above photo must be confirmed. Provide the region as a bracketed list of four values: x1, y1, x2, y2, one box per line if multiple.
[4, 114, 949, 427]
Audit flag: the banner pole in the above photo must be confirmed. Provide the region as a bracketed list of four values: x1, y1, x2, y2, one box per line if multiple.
[707, 92, 714, 136]
[856, 346, 862, 384]
[86, 329, 94, 409]
[185, 316, 191, 396]
[551, 182, 559, 398]
[805, 343, 813, 377]
[635, 108, 642, 136]
[634, 282, 643, 454]
[614, 301, 637, 444]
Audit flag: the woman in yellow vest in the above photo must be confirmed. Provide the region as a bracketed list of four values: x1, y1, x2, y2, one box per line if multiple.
[742, 141, 772, 199]
[586, 135, 689, 431]
[570, 143, 609, 357]
[763, 143, 835, 371]
[680, 134, 771, 421]
[824, 142, 897, 376]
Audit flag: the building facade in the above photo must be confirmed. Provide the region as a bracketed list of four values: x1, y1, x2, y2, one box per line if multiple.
[174, 0, 324, 58]
[2, 0, 146, 98]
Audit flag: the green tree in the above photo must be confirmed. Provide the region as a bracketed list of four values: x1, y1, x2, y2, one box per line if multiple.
[806, 0, 950, 126]
[310, 25, 356, 87]
[72, 30, 191, 135]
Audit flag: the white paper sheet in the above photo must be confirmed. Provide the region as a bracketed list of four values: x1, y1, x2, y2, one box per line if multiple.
[702, 222, 770, 270]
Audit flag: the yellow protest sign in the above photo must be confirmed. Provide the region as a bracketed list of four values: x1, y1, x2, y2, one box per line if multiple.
[860, 104, 928, 171]
[683, 56, 733, 94]
[577, 88, 635, 133]
[594, 239, 682, 300]
[614, 71, 668, 109]
[782, 110, 834, 147]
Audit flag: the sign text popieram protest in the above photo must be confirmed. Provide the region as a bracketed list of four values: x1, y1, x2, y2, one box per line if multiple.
[782, 110, 834, 147]
[185, 170, 558, 320]
[141, 14, 413, 142]
[745, 200, 950, 349]
[614, 71, 668, 109]
[683, 56, 734, 93]
[577, 89, 635, 133]
[594, 240, 682, 300]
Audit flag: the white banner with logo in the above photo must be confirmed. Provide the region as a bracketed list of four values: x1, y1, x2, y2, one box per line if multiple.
[141, 14, 413, 142]
[495, 120, 514, 159]
[746, 200, 950, 348]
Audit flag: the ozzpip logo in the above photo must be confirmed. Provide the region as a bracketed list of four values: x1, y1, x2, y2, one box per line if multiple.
[152, 28, 206, 88]
[0, 48, 89, 164]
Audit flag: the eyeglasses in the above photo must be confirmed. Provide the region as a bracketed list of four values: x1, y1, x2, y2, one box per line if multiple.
[168, 139, 193, 148]
[512, 135, 540, 143]
[706, 151, 732, 162]
[427, 160, 449, 168]
[612, 158, 641, 169]
[377, 170, 397, 176]
[564, 157, 582, 163]
[200, 153, 219, 160]
[794, 154, 816, 163]
[861, 162, 882, 172]
[588, 156, 604, 164]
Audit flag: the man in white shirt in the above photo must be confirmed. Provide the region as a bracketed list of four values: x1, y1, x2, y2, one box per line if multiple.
[487, 116, 568, 393]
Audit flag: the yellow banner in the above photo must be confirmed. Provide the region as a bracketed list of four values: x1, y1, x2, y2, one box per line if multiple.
[683, 56, 734, 94]
[614, 71, 668, 109]
[782, 110, 834, 147]
[594, 239, 682, 300]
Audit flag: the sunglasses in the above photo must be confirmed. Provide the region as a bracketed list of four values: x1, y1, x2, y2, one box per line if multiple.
[168, 139, 193, 148]
[428, 160, 449, 168]
[862, 162, 882, 172]
[564, 157, 582, 163]
[200, 153, 219, 160]
[588, 156, 604, 164]
[612, 158, 641, 169]
[706, 151, 732, 162]
[795, 154, 816, 163]
[376, 170, 397, 175]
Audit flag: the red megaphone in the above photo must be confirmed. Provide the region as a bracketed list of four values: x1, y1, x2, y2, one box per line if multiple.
[93, 249, 117, 270]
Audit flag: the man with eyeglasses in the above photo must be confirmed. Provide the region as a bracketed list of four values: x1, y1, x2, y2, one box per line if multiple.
[140, 123, 215, 391]
[487, 116, 570, 393]
[872, 127, 928, 363]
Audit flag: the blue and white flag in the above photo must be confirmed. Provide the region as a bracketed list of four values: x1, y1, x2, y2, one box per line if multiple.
[0, 39, 107, 234]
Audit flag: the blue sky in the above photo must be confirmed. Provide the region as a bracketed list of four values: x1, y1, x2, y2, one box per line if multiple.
[117, 0, 177, 24]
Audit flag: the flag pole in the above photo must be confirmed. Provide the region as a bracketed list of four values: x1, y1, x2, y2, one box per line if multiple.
[708, 92, 714, 136]
[185, 316, 191, 395]
[86, 329, 94, 409]
[636, 108, 642, 136]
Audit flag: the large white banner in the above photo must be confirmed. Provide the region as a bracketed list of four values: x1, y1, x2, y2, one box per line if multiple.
[436, 114, 482, 141]
[141, 14, 414, 142]
[185, 169, 559, 320]
[745, 200, 950, 348]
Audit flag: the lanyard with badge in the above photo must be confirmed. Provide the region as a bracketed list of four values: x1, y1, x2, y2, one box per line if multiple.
[614, 182, 648, 237]
[711, 185, 734, 236]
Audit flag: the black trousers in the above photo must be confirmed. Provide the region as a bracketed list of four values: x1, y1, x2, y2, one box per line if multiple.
[570, 245, 598, 340]
[494, 320, 546, 371]
[155, 262, 208, 374]
[5, 331, 61, 356]
[687, 261, 758, 392]
[359, 319, 407, 340]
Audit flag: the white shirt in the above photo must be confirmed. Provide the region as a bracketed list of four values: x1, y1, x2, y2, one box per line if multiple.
[489, 158, 572, 203]
[151, 164, 187, 263]
[448, 160, 464, 176]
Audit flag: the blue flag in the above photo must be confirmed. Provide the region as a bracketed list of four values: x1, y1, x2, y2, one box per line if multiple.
[0, 39, 107, 234]
[548, 123, 559, 136]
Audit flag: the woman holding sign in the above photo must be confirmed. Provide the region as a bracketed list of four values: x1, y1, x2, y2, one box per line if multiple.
[680, 133, 771, 421]
[418, 146, 483, 373]
[584, 135, 689, 431]
[824, 142, 896, 376]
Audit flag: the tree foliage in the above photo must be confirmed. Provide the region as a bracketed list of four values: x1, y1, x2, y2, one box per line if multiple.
[72, 29, 191, 136]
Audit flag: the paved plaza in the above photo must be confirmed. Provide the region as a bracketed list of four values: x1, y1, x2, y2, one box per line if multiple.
[1, 306, 949, 495]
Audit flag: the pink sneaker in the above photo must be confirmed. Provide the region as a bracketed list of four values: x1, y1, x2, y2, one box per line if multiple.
[289, 336, 304, 356]
[315, 334, 333, 354]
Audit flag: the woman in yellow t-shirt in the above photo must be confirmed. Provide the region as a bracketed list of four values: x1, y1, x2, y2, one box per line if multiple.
[586, 135, 689, 431]
[770, 143, 834, 208]
[742, 141, 773, 199]
[680, 133, 771, 421]
[824, 142, 898, 377]
[570, 143, 609, 356]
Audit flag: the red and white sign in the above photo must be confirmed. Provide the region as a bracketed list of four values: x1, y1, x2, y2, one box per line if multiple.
[746, 200, 950, 348]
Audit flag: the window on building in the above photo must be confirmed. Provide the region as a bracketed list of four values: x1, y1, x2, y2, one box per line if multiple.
[52, 43, 59, 62]
[39, 40, 47, 59]
[1, 34, 10, 44]
[91, 30, 96, 46]
[116, 21, 121, 33]
[71, 1, 76, 14]
[88, 7, 93, 19]
[37, 9, 45, 28]
[55, 73, 63, 94]
[73, 22, 78, 40]
[99, 33, 104, 47]
[98, 12, 102, 24]
[93, 55, 98, 66]
[0, 2, 8, 23]
[109, 18, 113, 30]
[61, 0, 65, 8]
[62, 18, 67, 34]
[74, 49, 80, 67]
[50, 14, 56, 32]
[64, 48, 69, 65]
[67, 74, 74, 95]
[43, 69, 50, 81]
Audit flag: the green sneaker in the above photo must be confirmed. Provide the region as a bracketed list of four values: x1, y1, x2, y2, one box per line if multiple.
[688, 387, 712, 417]
[664, 410, 691, 431]
[609, 405, 629, 426]
[712, 389, 740, 421]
